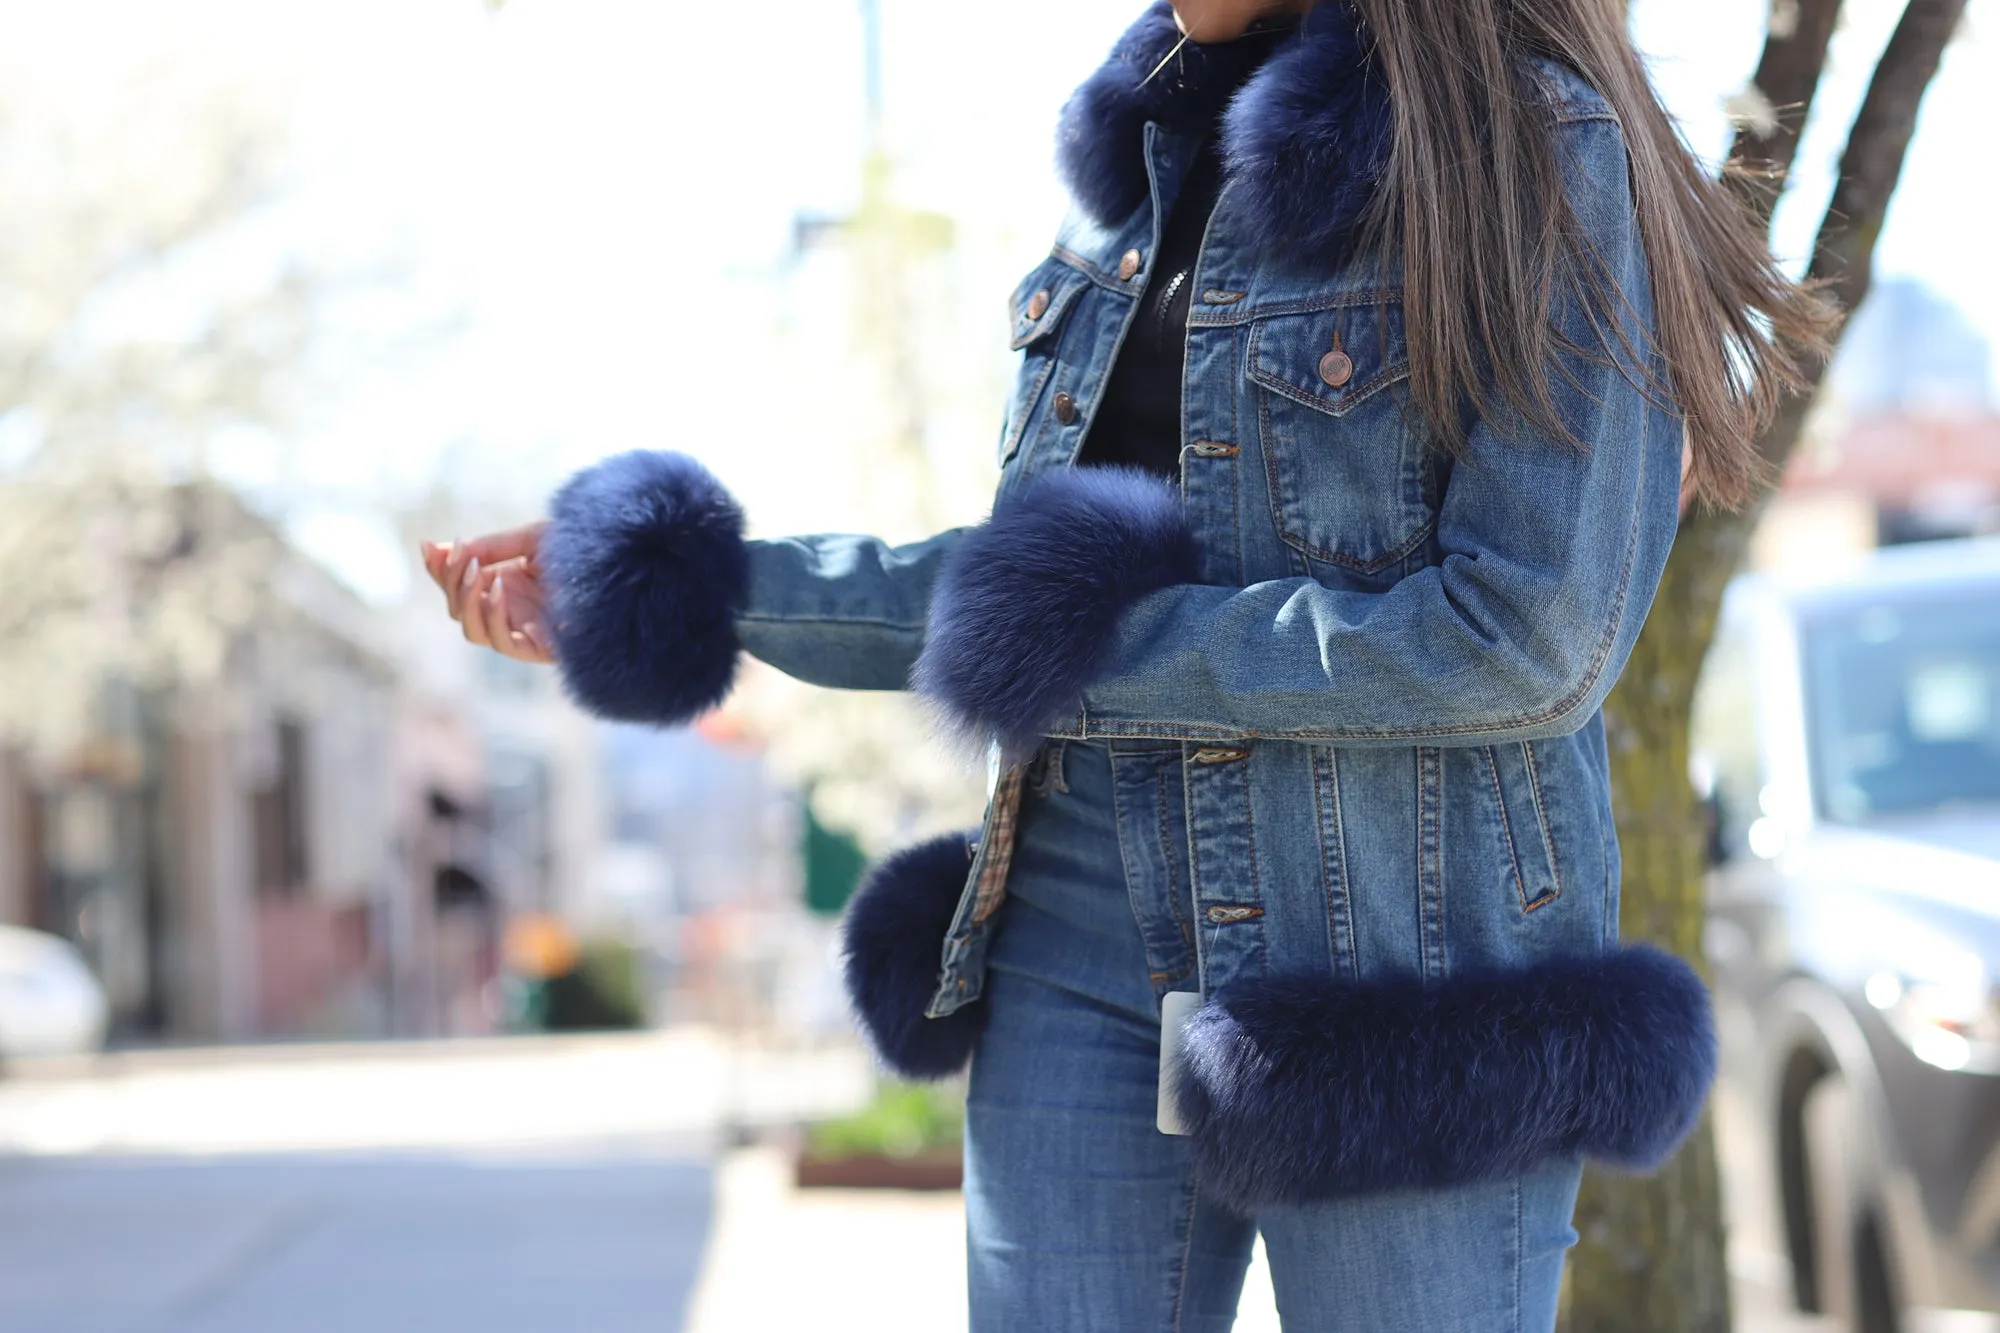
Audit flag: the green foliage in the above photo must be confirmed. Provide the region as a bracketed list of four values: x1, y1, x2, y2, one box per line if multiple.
[543, 938, 649, 1031]
[808, 1081, 965, 1160]
[802, 797, 869, 917]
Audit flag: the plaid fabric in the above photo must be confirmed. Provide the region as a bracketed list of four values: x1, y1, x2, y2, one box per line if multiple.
[970, 764, 1027, 926]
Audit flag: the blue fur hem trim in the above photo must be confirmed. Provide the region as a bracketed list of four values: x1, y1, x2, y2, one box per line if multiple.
[912, 466, 1197, 762]
[1057, 2, 1391, 264]
[841, 831, 984, 1081]
[541, 450, 748, 727]
[1175, 944, 1717, 1210]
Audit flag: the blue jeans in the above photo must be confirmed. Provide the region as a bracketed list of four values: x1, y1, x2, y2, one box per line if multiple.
[965, 740, 1584, 1332]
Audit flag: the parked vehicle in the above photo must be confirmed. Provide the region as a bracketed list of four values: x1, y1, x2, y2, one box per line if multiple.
[1697, 536, 2000, 1333]
[0, 924, 110, 1062]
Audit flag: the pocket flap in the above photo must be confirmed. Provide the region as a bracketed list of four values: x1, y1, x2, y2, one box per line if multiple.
[1247, 301, 1410, 417]
[1009, 262, 1091, 351]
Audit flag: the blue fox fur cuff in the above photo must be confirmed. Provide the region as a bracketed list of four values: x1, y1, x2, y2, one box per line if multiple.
[841, 831, 983, 1080]
[1173, 944, 1718, 1210]
[540, 451, 749, 728]
[912, 466, 1197, 761]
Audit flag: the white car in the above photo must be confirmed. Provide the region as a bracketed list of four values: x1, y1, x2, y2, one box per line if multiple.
[0, 925, 109, 1061]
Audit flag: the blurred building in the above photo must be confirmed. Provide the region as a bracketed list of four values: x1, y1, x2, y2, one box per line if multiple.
[0, 484, 408, 1041]
[1756, 280, 1999, 571]
[1783, 414, 2000, 547]
[0, 482, 592, 1044]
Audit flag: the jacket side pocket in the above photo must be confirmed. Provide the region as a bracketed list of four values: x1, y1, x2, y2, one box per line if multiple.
[1483, 742, 1562, 912]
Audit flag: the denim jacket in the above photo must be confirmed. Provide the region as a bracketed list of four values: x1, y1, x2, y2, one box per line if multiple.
[539, 3, 1716, 1206]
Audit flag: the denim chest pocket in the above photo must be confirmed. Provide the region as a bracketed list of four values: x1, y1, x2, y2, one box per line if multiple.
[998, 260, 1092, 467]
[1247, 299, 1437, 574]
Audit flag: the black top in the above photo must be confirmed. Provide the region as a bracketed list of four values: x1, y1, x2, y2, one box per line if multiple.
[1076, 134, 1230, 481]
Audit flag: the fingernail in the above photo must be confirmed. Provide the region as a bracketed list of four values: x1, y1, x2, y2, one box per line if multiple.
[525, 621, 550, 651]
[461, 557, 479, 590]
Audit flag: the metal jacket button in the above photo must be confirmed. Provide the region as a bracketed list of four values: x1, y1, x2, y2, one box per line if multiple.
[1025, 289, 1051, 321]
[1052, 391, 1079, 425]
[1118, 249, 1144, 281]
[1319, 348, 1355, 389]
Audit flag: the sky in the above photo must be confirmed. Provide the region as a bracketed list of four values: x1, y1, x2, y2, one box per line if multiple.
[2, 0, 1995, 602]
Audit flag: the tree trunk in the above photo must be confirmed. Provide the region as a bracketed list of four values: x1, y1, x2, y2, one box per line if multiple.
[1565, 509, 1756, 1333]
[1565, 1, 1967, 1326]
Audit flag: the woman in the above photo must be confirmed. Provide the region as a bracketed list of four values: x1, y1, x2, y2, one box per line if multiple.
[426, 0, 1829, 1326]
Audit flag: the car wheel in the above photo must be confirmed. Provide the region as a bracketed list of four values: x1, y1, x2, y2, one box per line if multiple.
[1802, 1073, 1900, 1333]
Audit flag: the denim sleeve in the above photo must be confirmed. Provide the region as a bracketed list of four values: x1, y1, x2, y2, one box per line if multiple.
[735, 530, 966, 691]
[1076, 121, 1684, 748]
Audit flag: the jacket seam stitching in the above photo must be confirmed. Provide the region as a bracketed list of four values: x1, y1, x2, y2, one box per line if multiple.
[1084, 394, 1650, 743]
[1008, 278, 1088, 351]
[1178, 745, 1209, 997]
[1051, 243, 1142, 296]
[1521, 740, 1565, 898]
[1482, 745, 1532, 912]
[1189, 287, 1404, 326]
[1246, 310, 1410, 412]
[1001, 348, 1061, 463]
[1237, 759, 1269, 979]
[1418, 746, 1445, 980]
[1253, 359, 1436, 575]
[1157, 764, 1195, 951]
[1313, 746, 1357, 981]
[1228, 338, 1247, 585]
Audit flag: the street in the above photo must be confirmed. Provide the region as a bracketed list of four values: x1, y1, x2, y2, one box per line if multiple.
[0, 1032, 867, 1333]
[0, 1031, 1821, 1333]
[0, 1150, 711, 1333]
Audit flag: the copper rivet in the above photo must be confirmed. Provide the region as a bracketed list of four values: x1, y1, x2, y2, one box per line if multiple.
[1319, 349, 1355, 389]
[1118, 248, 1143, 281]
[1026, 289, 1051, 321]
[1052, 391, 1079, 425]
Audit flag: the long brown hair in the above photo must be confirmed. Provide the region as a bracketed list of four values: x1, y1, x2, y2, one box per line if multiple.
[1348, 0, 1835, 510]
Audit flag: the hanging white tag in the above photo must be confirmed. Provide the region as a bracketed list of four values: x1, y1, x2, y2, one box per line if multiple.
[1157, 990, 1202, 1136]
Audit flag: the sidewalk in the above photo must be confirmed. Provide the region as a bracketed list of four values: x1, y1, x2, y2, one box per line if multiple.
[0, 1031, 1830, 1331]
[683, 1147, 1288, 1333]
[684, 1139, 1826, 1333]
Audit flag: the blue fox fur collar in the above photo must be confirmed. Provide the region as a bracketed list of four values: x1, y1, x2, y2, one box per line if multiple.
[1057, 1, 1392, 263]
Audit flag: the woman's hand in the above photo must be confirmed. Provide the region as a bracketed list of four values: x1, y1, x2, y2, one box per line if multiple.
[420, 523, 555, 664]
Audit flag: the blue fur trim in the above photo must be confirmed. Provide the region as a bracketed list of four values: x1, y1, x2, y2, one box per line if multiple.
[912, 466, 1196, 762]
[1057, 2, 1391, 264]
[541, 451, 748, 727]
[1055, 2, 1280, 231]
[1175, 945, 1717, 1210]
[841, 831, 984, 1080]
[1219, 3, 1393, 264]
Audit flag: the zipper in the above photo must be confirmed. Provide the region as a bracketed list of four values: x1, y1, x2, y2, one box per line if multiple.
[1152, 268, 1191, 338]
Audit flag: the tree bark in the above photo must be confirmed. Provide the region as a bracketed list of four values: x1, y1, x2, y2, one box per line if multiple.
[1723, 0, 1845, 230]
[1806, 0, 1969, 317]
[1565, 2, 1967, 1328]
